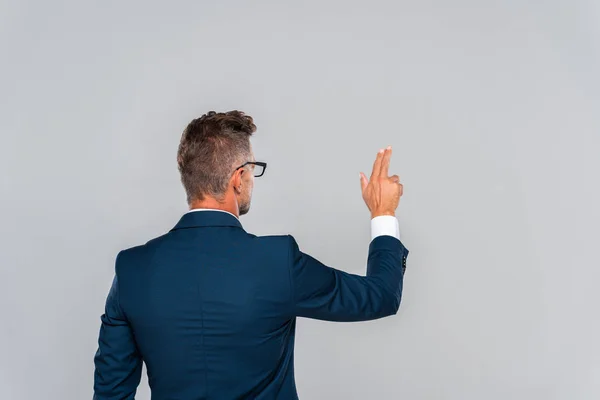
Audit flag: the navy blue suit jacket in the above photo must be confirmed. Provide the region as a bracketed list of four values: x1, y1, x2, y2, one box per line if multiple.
[93, 210, 409, 399]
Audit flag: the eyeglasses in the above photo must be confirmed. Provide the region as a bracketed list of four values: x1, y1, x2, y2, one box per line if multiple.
[233, 161, 267, 177]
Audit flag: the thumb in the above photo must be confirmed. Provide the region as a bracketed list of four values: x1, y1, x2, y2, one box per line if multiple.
[359, 172, 368, 192]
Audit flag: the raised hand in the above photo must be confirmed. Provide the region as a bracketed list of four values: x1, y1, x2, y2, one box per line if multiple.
[359, 146, 403, 218]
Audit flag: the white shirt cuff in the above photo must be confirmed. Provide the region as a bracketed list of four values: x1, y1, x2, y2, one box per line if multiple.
[371, 215, 400, 240]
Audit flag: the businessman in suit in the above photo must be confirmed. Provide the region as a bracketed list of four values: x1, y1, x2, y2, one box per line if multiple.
[93, 110, 409, 399]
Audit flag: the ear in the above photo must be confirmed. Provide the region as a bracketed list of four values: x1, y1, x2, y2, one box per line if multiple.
[232, 168, 243, 192]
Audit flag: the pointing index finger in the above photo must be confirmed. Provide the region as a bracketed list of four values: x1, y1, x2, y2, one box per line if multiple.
[370, 148, 384, 180]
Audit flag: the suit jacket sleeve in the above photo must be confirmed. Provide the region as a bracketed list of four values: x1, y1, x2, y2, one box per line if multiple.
[287, 234, 409, 321]
[93, 252, 143, 400]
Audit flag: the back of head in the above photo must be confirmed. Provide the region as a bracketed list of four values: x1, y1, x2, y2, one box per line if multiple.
[177, 110, 256, 204]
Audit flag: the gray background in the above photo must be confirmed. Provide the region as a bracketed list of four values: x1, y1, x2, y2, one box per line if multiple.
[1, 1, 599, 399]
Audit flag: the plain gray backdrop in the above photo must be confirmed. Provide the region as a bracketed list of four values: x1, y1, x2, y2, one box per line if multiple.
[1, 1, 599, 399]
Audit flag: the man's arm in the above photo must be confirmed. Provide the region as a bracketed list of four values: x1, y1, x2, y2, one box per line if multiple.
[288, 145, 408, 321]
[93, 254, 142, 400]
[287, 221, 408, 322]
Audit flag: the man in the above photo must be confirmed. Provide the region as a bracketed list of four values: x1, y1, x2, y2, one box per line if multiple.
[93, 110, 409, 400]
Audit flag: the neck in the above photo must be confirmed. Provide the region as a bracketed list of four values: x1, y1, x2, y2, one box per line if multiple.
[189, 193, 239, 218]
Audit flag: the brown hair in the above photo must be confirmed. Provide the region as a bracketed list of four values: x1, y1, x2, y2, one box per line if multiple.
[177, 110, 256, 203]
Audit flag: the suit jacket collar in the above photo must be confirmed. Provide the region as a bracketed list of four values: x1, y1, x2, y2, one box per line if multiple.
[170, 209, 244, 232]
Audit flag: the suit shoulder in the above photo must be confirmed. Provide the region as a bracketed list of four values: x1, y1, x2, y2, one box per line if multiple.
[115, 232, 169, 268]
[114, 245, 144, 269]
[251, 233, 292, 246]
[121, 232, 170, 254]
[249, 234, 295, 260]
